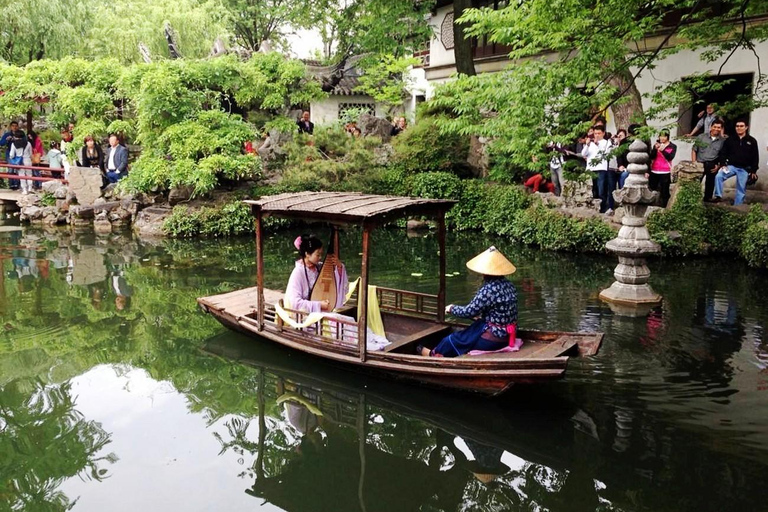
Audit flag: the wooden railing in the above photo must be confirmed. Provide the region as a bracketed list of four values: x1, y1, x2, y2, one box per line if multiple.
[273, 300, 359, 346]
[375, 286, 439, 319]
[0, 162, 67, 183]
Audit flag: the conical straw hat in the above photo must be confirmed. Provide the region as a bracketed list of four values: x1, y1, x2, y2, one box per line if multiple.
[466, 246, 516, 276]
[472, 472, 499, 484]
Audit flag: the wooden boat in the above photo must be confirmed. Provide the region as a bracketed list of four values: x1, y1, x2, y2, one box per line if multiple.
[198, 191, 603, 396]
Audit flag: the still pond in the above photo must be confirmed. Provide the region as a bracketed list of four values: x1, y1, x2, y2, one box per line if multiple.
[1, 225, 767, 512]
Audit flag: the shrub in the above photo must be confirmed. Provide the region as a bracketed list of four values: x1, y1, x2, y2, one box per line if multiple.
[39, 192, 57, 206]
[510, 205, 613, 252]
[163, 201, 253, 238]
[481, 184, 532, 235]
[408, 172, 464, 200]
[740, 206, 768, 268]
[447, 179, 487, 230]
[648, 180, 746, 256]
[390, 117, 470, 176]
[363, 167, 410, 196]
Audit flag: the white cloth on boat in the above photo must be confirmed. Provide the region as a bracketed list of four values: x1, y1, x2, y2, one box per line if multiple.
[273, 304, 390, 351]
[322, 312, 390, 351]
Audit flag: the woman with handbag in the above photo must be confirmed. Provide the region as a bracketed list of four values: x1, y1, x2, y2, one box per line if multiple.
[9, 131, 33, 195]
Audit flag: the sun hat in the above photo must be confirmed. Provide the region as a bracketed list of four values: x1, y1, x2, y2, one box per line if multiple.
[465, 246, 516, 276]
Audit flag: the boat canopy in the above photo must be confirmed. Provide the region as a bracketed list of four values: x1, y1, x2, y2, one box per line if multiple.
[245, 192, 455, 225]
[247, 191, 455, 361]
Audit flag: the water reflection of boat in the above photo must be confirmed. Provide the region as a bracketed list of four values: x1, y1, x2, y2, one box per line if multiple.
[198, 192, 603, 395]
[202, 332, 606, 511]
[203, 335, 624, 512]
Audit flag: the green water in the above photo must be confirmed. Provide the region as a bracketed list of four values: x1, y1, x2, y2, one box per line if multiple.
[1, 225, 767, 512]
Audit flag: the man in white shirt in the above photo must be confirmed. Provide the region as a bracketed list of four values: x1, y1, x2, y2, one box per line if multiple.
[580, 125, 614, 214]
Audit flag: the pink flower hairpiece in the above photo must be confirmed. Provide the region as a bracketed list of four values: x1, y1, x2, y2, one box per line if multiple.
[294, 236, 302, 251]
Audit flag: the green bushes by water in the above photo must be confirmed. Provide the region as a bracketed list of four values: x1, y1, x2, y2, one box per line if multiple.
[163, 202, 253, 238]
[648, 180, 768, 268]
[741, 207, 768, 268]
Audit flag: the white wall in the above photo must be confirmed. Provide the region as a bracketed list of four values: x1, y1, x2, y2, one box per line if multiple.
[309, 95, 388, 125]
[628, 40, 768, 190]
[428, 6, 458, 69]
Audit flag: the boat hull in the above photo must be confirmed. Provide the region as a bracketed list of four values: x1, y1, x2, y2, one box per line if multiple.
[199, 295, 602, 396]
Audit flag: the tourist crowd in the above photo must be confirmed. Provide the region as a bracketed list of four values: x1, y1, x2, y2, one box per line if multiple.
[531, 104, 761, 211]
[0, 121, 131, 192]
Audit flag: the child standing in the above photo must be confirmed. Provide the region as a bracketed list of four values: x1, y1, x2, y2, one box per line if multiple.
[44, 141, 64, 179]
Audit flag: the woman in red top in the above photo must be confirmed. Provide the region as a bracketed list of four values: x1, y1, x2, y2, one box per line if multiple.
[648, 130, 677, 207]
[28, 130, 45, 190]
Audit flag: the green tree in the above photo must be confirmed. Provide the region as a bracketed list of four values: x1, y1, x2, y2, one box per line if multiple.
[221, 0, 323, 52]
[81, 0, 228, 64]
[431, 0, 768, 176]
[0, 0, 90, 64]
[354, 55, 420, 111]
[317, 0, 435, 62]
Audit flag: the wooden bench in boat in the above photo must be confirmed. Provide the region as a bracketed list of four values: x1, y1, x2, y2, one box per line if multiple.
[382, 324, 452, 353]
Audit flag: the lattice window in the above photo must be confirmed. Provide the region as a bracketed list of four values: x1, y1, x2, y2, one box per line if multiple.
[339, 102, 375, 119]
[440, 12, 455, 50]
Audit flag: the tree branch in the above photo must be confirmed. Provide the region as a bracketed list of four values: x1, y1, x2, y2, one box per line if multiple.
[600, 0, 705, 113]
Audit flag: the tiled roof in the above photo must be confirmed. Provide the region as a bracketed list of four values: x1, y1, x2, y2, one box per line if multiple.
[331, 76, 362, 96]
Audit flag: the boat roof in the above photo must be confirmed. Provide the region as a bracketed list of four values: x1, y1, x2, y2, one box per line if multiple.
[245, 192, 456, 224]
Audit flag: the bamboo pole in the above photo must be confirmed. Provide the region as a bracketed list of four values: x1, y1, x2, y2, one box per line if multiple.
[437, 212, 447, 323]
[358, 225, 371, 362]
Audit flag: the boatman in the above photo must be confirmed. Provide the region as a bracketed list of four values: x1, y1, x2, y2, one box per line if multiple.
[419, 246, 518, 357]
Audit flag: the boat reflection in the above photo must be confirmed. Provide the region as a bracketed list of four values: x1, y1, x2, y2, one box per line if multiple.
[202, 333, 609, 512]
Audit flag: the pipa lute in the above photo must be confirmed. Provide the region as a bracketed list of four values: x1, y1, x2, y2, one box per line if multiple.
[310, 247, 338, 309]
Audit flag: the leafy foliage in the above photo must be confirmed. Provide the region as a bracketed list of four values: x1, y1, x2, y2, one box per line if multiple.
[427, 0, 768, 182]
[740, 206, 768, 269]
[390, 117, 471, 176]
[163, 202, 254, 238]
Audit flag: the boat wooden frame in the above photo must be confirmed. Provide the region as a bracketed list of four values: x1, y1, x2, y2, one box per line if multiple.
[198, 192, 603, 395]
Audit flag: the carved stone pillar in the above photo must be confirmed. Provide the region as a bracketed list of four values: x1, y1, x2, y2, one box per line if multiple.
[599, 139, 662, 316]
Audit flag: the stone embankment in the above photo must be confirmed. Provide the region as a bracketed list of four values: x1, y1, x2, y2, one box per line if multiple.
[14, 166, 170, 236]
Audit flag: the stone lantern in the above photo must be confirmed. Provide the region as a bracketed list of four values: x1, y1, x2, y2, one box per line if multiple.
[599, 139, 662, 316]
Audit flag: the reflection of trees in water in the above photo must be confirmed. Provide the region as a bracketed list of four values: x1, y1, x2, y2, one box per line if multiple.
[198, 362, 613, 512]
[1, 228, 768, 511]
[0, 378, 116, 512]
